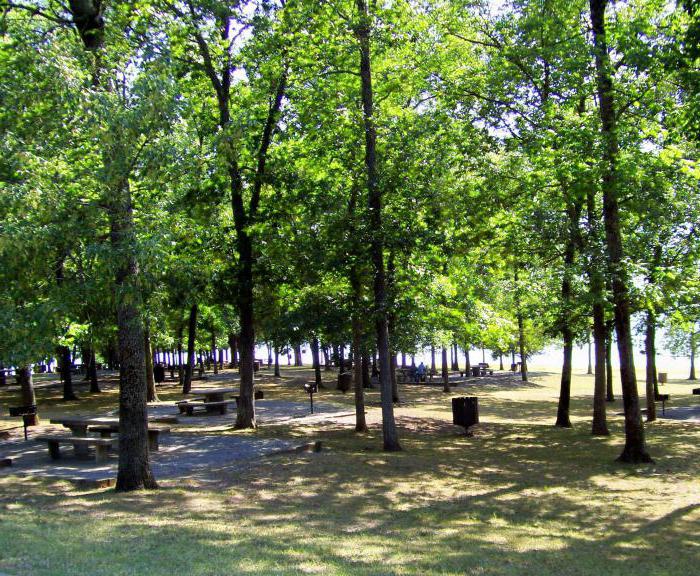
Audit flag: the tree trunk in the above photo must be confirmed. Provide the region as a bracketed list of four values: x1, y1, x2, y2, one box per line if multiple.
[58, 345, 77, 401]
[603, 321, 613, 401]
[211, 330, 218, 375]
[311, 336, 323, 391]
[350, 273, 368, 431]
[401, 352, 407, 368]
[514, 266, 528, 382]
[234, 232, 256, 429]
[322, 345, 331, 371]
[294, 344, 303, 366]
[465, 348, 471, 374]
[183, 304, 197, 394]
[587, 331, 593, 375]
[145, 324, 157, 403]
[689, 331, 697, 380]
[556, 200, 580, 428]
[442, 347, 450, 393]
[356, 0, 400, 451]
[89, 348, 100, 393]
[430, 345, 436, 375]
[592, 302, 610, 435]
[452, 343, 460, 371]
[644, 311, 657, 422]
[17, 366, 38, 423]
[274, 346, 281, 377]
[390, 352, 399, 403]
[499, 353, 504, 371]
[590, 0, 651, 463]
[362, 352, 372, 388]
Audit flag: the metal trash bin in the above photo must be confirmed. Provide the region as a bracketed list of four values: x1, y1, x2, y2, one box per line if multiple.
[452, 397, 479, 428]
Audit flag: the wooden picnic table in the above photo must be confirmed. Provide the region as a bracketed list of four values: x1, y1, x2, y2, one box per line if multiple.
[188, 387, 239, 403]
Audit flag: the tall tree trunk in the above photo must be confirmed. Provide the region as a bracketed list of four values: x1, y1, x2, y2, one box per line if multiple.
[322, 345, 331, 371]
[362, 352, 372, 388]
[588, 178, 609, 434]
[590, 0, 651, 463]
[556, 200, 580, 428]
[442, 347, 450, 393]
[311, 336, 323, 391]
[430, 345, 436, 376]
[644, 311, 657, 422]
[465, 348, 471, 374]
[499, 353, 504, 371]
[351, 270, 368, 432]
[228, 333, 238, 368]
[144, 324, 157, 403]
[355, 0, 400, 451]
[605, 320, 614, 401]
[17, 366, 37, 418]
[234, 233, 256, 429]
[689, 331, 697, 380]
[183, 304, 197, 394]
[211, 330, 218, 375]
[274, 346, 281, 377]
[294, 344, 302, 367]
[592, 302, 610, 435]
[401, 352, 407, 368]
[58, 345, 77, 401]
[514, 266, 528, 382]
[587, 331, 593, 375]
[89, 348, 100, 393]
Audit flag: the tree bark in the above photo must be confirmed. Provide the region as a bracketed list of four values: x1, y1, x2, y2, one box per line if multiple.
[183, 304, 197, 394]
[592, 303, 609, 435]
[351, 287, 368, 431]
[689, 331, 697, 380]
[442, 347, 450, 393]
[211, 330, 218, 375]
[58, 345, 77, 401]
[89, 348, 100, 393]
[605, 320, 614, 401]
[587, 331, 593, 375]
[465, 348, 471, 375]
[311, 336, 323, 391]
[556, 199, 580, 428]
[274, 346, 281, 377]
[644, 311, 657, 422]
[590, 0, 651, 462]
[145, 324, 157, 403]
[355, 0, 400, 451]
[17, 366, 38, 419]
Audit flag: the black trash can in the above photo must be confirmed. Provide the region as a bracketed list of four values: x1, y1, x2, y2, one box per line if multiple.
[337, 371, 352, 393]
[452, 397, 479, 428]
[154, 363, 165, 384]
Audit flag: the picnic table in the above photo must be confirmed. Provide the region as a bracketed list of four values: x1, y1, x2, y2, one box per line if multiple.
[48, 416, 170, 456]
[180, 387, 240, 415]
[188, 387, 238, 403]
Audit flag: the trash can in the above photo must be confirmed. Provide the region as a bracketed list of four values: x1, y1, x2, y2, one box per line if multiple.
[452, 397, 479, 428]
[471, 366, 481, 377]
[154, 364, 165, 384]
[658, 372, 667, 384]
[337, 371, 352, 393]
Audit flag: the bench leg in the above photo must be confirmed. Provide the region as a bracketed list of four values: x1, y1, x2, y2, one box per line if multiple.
[94, 444, 109, 463]
[185, 406, 194, 416]
[47, 441, 61, 460]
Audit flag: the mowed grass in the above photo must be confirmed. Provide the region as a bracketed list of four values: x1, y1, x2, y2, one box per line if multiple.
[0, 365, 698, 575]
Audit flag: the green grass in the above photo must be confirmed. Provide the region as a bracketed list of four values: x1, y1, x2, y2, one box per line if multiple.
[0, 366, 698, 575]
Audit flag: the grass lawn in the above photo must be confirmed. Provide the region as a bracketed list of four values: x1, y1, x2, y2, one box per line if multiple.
[0, 365, 698, 575]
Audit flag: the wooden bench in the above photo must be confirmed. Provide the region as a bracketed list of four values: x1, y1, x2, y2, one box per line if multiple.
[36, 435, 114, 462]
[88, 425, 171, 451]
[179, 399, 238, 416]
